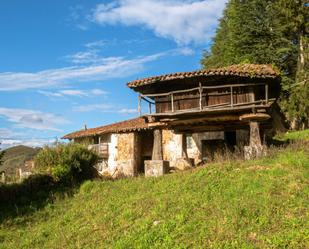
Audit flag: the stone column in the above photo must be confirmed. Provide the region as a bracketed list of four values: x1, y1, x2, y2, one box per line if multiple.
[145, 129, 169, 177]
[244, 121, 266, 159]
[152, 129, 163, 160]
[249, 121, 262, 147]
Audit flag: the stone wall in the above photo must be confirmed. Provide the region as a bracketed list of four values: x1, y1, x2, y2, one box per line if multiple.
[162, 130, 182, 167]
[187, 131, 225, 164]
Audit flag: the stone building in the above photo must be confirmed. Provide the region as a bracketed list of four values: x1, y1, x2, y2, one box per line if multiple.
[63, 64, 286, 177]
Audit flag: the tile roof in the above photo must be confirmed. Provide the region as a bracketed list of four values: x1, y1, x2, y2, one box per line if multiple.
[62, 117, 150, 139]
[127, 64, 280, 88]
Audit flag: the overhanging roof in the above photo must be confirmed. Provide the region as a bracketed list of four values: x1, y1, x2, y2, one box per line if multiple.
[62, 117, 150, 140]
[127, 64, 280, 89]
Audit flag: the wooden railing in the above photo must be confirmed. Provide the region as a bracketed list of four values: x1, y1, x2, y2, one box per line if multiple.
[88, 143, 109, 158]
[138, 83, 270, 116]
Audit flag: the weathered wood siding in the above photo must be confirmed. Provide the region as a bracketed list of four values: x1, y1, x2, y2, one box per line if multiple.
[154, 86, 256, 113]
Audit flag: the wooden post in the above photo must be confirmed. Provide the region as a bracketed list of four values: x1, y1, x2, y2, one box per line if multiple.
[152, 129, 163, 160]
[265, 84, 268, 104]
[230, 86, 233, 107]
[138, 94, 142, 116]
[149, 102, 152, 114]
[171, 93, 174, 112]
[199, 82, 203, 110]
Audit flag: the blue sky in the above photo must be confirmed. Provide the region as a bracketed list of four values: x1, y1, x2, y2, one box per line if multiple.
[0, 0, 227, 148]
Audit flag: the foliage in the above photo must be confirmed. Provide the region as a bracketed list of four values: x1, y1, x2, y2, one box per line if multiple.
[1, 139, 308, 248]
[201, 0, 309, 127]
[34, 143, 98, 185]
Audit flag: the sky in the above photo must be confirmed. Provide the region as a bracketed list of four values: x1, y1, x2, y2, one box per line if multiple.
[0, 0, 227, 148]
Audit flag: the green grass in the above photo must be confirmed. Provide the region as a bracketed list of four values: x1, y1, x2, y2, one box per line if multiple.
[275, 129, 309, 141]
[0, 142, 309, 248]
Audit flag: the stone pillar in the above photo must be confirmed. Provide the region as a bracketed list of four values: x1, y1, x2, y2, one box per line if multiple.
[152, 129, 163, 160]
[145, 129, 169, 177]
[244, 121, 266, 159]
[249, 121, 262, 147]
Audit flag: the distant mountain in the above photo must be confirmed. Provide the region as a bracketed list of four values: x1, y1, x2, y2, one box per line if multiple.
[0, 145, 41, 178]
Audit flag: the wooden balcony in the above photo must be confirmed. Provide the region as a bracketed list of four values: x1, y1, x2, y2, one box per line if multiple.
[138, 83, 273, 118]
[88, 143, 109, 158]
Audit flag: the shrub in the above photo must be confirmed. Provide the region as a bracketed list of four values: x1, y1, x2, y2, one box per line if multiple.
[34, 143, 98, 185]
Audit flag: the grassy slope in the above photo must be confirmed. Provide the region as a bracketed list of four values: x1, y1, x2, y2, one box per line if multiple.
[0, 133, 309, 248]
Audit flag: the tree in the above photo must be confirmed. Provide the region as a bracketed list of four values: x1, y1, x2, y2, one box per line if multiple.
[201, 0, 309, 128]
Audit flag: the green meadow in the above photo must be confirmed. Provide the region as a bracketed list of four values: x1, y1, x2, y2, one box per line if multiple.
[0, 131, 308, 249]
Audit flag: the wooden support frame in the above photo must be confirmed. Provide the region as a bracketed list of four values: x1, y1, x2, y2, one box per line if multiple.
[138, 82, 273, 116]
[199, 82, 203, 110]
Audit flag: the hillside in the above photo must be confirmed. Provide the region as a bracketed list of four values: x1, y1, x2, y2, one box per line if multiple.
[0, 145, 40, 177]
[0, 134, 308, 248]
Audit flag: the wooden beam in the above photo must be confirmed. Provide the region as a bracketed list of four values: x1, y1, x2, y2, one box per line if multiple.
[265, 84, 269, 104]
[230, 86, 234, 107]
[167, 114, 240, 125]
[239, 113, 271, 121]
[171, 93, 174, 112]
[199, 82, 203, 110]
[138, 94, 142, 116]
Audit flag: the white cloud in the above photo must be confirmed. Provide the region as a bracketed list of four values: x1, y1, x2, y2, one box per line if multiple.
[91, 0, 228, 45]
[118, 108, 137, 114]
[73, 104, 137, 115]
[0, 107, 69, 131]
[0, 48, 191, 91]
[85, 40, 107, 48]
[73, 103, 112, 112]
[38, 88, 107, 98]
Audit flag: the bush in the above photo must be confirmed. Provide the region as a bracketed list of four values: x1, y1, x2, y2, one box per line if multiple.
[34, 143, 98, 185]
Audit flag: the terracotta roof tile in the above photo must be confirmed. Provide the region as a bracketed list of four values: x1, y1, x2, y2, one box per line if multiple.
[127, 64, 280, 88]
[62, 117, 149, 140]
